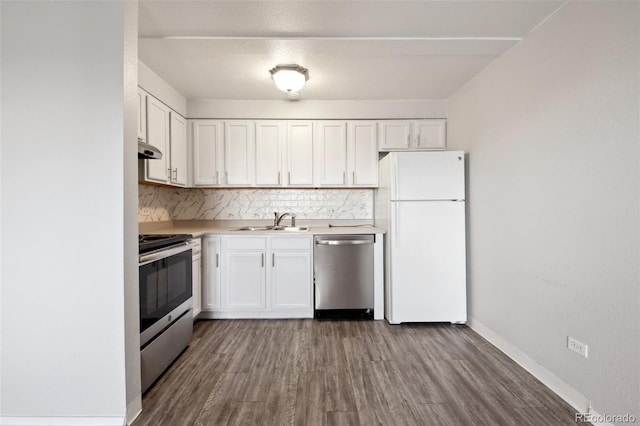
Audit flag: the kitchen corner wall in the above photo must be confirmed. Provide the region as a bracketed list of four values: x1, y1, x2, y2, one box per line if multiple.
[138, 185, 373, 222]
[447, 1, 639, 420]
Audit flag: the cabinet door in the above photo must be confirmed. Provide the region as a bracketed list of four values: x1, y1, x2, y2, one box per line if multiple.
[192, 256, 201, 318]
[270, 252, 312, 310]
[192, 120, 224, 186]
[145, 96, 170, 183]
[223, 251, 266, 310]
[202, 237, 221, 311]
[414, 119, 446, 150]
[348, 121, 378, 186]
[137, 88, 147, 141]
[379, 121, 412, 151]
[224, 121, 254, 185]
[286, 121, 313, 186]
[255, 121, 284, 186]
[314, 121, 347, 186]
[170, 112, 187, 186]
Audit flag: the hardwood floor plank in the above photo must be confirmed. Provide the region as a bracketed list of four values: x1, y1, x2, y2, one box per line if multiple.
[133, 320, 583, 426]
[294, 370, 326, 426]
[326, 411, 361, 426]
[263, 366, 298, 426]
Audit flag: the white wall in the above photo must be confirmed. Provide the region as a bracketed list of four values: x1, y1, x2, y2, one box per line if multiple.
[124, 2, 143, 424]
[1, 1, 136, 423]
[139, 60, 187, 117]
[188, 99, 447, 119]
[448, 1, 639, 420]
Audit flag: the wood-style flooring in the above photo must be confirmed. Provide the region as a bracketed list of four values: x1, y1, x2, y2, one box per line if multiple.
[133, 319, 584, 426]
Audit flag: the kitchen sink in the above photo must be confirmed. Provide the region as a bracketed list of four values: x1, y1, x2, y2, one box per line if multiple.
[236, 226, 275, 231]
[235, 225, 309, 232]
[274, 226, 309, 232]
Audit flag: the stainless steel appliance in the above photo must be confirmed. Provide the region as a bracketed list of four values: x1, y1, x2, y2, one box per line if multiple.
[138, 139, 163, 159]
[313, 234, 375, 319]
[138, 234, 193, 393]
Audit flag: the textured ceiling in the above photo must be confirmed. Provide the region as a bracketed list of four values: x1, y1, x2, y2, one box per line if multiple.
[139, 1, 565, 101]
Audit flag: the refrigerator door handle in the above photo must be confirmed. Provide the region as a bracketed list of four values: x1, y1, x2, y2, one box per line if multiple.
[392, 159, 399, 200]
[393, 202, 399, 247]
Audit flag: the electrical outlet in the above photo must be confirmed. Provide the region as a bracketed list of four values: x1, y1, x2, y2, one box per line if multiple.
[567, 336, 588, 358]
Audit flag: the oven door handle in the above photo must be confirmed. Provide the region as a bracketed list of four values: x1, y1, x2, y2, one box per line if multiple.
[139, 241, 193, 265]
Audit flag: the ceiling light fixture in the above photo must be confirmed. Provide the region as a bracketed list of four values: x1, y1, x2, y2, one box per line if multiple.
[270, 64, 309, 98]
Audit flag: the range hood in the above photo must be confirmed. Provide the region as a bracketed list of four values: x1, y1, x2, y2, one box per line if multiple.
[138, 139, 163, 160]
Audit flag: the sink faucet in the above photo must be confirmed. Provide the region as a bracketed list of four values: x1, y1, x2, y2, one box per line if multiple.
[274, 212, 290, 226]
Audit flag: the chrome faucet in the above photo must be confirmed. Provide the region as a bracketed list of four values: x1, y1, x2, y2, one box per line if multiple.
[274, 212, 290, 226]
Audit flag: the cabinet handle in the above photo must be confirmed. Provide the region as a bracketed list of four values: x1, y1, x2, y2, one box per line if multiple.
[352, 171, 356, 184]
[261, 253, 265, 268]
[215, 171, 219, 184]
[167, 168, 171, 180]
[406, 134, 411, 146]
[288, 171, 291, 185]
[416, 135, 421, 147]
[216, 253, 219, 268]
[343, 171, 346, 184]
[173, 168, 178, 181]
[272, 253, 275, 267]
[225, 171, 229, 184]
[278, 171, 281, 185]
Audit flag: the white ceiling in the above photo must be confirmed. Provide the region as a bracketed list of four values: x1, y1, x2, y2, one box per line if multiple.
[139, 1, 565, 101]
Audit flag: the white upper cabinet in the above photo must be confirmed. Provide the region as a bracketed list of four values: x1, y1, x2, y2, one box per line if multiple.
[286, 121, 314, 186]
[379, 119, 446, 151]
[255, 121, 285, 186]
[145, 95, 171, 183]
[137, 88, 147, 141]
[379, 120, 412, 151]
[314, 121, 348, 186]
[348, 121, 378, 186]
[141, 92, 189, 187]
[169, 112, 187, 186]
[191, 120, 224, 186]
[224, 120, 254, 186]
[414, 119, 446, 150]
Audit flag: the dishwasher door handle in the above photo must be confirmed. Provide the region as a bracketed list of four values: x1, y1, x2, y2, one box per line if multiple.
[315, 239, 373, 246]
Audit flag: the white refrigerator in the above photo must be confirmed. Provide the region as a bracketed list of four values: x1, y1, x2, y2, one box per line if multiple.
[375, 151, 466, 324]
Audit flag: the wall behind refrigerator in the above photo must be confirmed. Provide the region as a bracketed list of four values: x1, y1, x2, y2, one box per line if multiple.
[447, 1, 639, 420]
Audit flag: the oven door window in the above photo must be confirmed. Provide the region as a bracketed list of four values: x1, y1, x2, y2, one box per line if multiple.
[139, 249, 192, 333]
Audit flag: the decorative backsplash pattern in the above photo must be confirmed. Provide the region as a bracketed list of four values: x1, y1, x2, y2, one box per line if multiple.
[138, 185, 373, 222]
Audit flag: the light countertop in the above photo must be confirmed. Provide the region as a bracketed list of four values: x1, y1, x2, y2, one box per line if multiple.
[139, 220, 385, 238]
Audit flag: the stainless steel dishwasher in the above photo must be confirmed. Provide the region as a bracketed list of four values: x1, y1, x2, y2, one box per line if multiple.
[314, 234, 374, 319]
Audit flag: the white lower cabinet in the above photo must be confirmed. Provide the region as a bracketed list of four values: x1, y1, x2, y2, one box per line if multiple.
[223, 239, 266, 310]
[192, 238, 202, 319]
[202, 236, 221, 312]
[270, 236, 312, 312]
[200, 234, 313, 318]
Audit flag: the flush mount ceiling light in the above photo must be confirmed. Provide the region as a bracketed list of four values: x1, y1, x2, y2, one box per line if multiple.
[269, 64, 309, 98]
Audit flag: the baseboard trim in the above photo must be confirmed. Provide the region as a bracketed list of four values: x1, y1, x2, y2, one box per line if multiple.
[467, 317, 613, 426]
[0, 416, 126, 426]
[126, 394, 142, 425]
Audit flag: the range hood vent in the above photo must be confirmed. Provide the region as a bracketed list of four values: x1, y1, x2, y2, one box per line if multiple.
[138, 139, 163, 160]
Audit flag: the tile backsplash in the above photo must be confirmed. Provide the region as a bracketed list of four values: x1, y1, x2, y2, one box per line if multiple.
[138, 185, 373, 222]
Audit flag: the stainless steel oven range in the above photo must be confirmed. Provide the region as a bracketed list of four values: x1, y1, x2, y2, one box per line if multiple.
[138, 234, 194, 393]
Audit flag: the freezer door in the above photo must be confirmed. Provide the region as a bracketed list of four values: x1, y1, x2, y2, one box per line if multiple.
[388, 201, 466, 323]
[390, 151, 465, 201]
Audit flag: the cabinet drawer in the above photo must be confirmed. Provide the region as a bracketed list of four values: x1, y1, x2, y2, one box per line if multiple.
[223, 236, 267, 250]
[271, 236, 312, 251]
